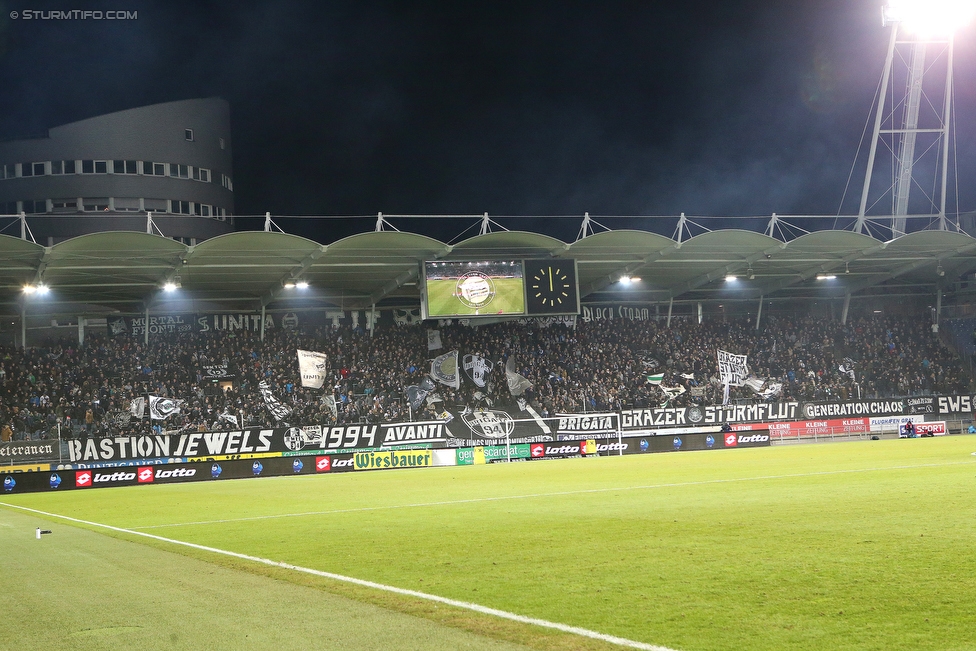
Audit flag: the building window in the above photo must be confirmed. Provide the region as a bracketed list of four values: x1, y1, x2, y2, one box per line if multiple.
[199, 204, 210, 217]
[220, 174, 233, 191]
[52, 199, 78, 213]
[64, 160, 76, 174]
[33, 162, 46, 176]
[170, 164, 189, 179]
[112, 160, 139, 174]
[94, 161, 107, 174]
[3, 164, 13, 179]
[82, 160, 94, 174]
[51, 161, 63, 175]
[170, 200, 191, 214]
[23, 200, 46, 213]
[193, 167, 210, 182]
[185, 129, 194, 141]
[21, 163, 33, 177]
[143, 198, 167, 212]
[113, 197, 140, 211]
[82, 197, 109, 211]
[126, 160, 137, 174]
[219, 137, 226, 150]
[1, 201, 17, 213]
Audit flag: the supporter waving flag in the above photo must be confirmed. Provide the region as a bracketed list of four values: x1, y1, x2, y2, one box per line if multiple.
[296, 349, 328, 388]
[505, 356, 532, 396]
[258, 381, 292, 422]
[149, 396, 182, 420]
[431, 350, 461, 389]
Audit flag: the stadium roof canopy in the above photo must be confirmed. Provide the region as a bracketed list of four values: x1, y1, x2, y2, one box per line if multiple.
[2, 221, 976, 317]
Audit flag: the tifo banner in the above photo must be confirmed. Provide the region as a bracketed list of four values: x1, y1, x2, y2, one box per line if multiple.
[462, 354, 493, 387]
[202, 362, 231, 378]
[717, 350, 749, 387]
[431, 350, 460, 388]
[296, 350, 329, 389]
[801, 399, 904, 419]
[259, 381, 292, 421]
[107, 313, 301, 337]
[620, 402, 799, 430]
[0, 440, 60, 463]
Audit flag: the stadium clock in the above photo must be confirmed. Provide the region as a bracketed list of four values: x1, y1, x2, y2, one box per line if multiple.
[524, 259, 579, 315]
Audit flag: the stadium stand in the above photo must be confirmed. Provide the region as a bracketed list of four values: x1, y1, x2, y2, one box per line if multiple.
[0, 313, 968, 440]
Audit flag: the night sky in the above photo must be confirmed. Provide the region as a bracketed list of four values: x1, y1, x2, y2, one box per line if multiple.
[0, 1, 974, 243]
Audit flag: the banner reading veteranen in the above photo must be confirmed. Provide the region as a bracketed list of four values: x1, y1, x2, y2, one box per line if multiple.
[0, 440, 60, 463]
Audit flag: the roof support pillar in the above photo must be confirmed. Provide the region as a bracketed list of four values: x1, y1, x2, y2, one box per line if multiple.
[755, 294, 764, 331]
[666, 296, 673, 328]
[20, 305, 26, 349]
[841, 292, 851, 326]
[260, 304, 267, 342]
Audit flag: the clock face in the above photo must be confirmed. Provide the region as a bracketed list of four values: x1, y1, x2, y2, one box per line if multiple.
[525, 260, 578, 315]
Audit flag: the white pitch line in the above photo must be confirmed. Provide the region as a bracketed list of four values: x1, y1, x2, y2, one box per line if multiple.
[129, 459, 974, 530]
[0, 502, 679, 651]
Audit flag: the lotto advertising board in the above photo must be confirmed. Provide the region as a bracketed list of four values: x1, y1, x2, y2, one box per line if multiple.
[1, 454, 359, 494]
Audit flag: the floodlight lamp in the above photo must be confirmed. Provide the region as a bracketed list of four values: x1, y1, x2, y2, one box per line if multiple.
[816, 274, 837, 280]
[283, 281, 296, 289]
[619, 276, 632, 284]
[630, 277, 641, 283]
[725, 275, 737, 282]
[35, 284, 50, 295]
[883, 0, 976, 36]
[22, 284, 35, 294]
[296, 281, 309, 289]
[162, 282, 178, 292]
[937, 264, 945, 277]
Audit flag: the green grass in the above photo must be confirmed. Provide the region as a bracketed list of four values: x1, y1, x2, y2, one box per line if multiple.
[426, 277, 525, 316]
[3, 436, 976, 651]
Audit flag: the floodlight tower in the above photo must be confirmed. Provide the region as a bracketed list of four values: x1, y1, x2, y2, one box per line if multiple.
[856, 0, 975, 235]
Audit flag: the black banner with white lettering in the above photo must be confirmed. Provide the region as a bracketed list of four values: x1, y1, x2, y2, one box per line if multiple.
[800, 399, 904, 420]
[0, 440, 60, 463]
[620, 403, 798, 431]
[936, 394, 976, 414]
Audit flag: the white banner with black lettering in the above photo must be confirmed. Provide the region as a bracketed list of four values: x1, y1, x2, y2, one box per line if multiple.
[717, 350, 749, 387]
[297, 349, 329, 389]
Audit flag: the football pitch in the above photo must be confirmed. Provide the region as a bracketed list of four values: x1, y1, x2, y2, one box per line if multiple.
[426, 277, 525, 316]
[2, 436, 976, 651]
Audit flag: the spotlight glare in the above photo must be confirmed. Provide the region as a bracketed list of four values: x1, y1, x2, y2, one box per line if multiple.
[162, 282, 178, 292]
[296, 281, 309, 289]
[816, 274, 837, 280]
[284, 282, 296, 289]
[36, 284, 50, 295]
[619, 276, 632, 284]
[22, 285, 35, 294]
[725, 275, 737, 282]
[883, 0, 976, 36]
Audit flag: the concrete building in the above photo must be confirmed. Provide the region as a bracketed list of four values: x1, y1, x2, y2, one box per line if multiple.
[0, 98, 234, 245]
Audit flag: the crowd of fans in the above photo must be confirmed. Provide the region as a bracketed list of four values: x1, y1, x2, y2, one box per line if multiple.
[0, 312, 969, 441]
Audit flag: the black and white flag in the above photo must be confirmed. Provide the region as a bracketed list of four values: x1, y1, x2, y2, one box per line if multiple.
[839, 357, 856, 382]
[430, 350, 460, 389]
[129, 397, 145, 420]
[427, 329, 443, 351]
[717, 349, 749, 387]
[218, 411, 240, 429]
[405, 376, 437, 411]
[258, 381, 292, 422]
[149, 396, 182, 420]
[297, 349, 329, 389]
[505, 356, 532, 396]
[463, 354, 493, 388]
